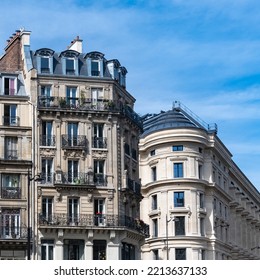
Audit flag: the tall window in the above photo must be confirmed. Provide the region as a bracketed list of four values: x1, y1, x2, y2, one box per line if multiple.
[91, 61, 100, 76]
[121, 243, 136, 260]
[175, 216, 185, 235]
[66, 87, 77, 106]
[3, 77, 16, 95]
[93, 123, 106, 148]
[152, 249, 159, 260]
[175, 248, 186, 260]
[152, 218, 158, 237]
[199, 193, 204, 208]
[200, 217, 205, 236]
[174, 163, 183, 178]
[64, 239, 84, 260]
[4, 104, 17, 126]
[41, 121, 54, 146]
[41, 57, 50, 73]
[41, 240, 54, 260]
[93, 240, 106, 260]
[1, 174, 20, 199]
[5, 137, 18, 160]
[42, 197, 53, 222]
[66, 58, 75, 75]
[67, 122, 78, 146]
[1, 209, 20, 238]
[94, 199, 105, 226]
[40, 85, 52, 107]
[94, 160, 105, 185]
[91, 88, 103, 107]
[68, 198, 79, 224]
[151, 194, 158, 210]
[68, 160, 79, 183]
[41, 158, 53, 184]
[174, 192, 184, 207]
[151, 166, 157, 181]
[198, 164, 203, 179]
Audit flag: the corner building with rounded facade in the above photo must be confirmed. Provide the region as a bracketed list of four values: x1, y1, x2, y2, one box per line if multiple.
[139, 102, 260, 260]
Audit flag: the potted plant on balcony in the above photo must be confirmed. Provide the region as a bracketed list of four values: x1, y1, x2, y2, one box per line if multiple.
[59, 97, 67, 108]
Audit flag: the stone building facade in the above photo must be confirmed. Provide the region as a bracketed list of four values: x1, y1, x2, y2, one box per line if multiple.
[139, 102, 260, 260]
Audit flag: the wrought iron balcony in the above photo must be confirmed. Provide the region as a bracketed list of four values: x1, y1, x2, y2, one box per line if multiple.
[37, 97, 143, 129]
[127, 178, 141, 195]
[61, 135, 87, 149]
[39, 214, 149, 237]
[40, 172, 54, 185]
[4, 149, 18, 160]
[1, 186, 21, 199]
[39, 135, 56, 146]
[92, 137, 107, 149]
[0, 226, 28, 239]
[54, 172, 107, 186]
[2, 116, 20, 126]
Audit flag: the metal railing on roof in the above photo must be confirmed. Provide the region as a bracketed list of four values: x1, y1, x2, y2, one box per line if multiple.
[173, 101, 218, 133]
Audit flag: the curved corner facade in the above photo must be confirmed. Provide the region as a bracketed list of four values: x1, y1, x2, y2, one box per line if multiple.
[139, 108, 260, 260]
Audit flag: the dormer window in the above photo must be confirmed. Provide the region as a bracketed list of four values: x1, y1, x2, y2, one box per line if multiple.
[35, 48, 54, 74]
[60, 50, 79, 76]
[2, 76, 17, 95]
[85, 51, 104, 78]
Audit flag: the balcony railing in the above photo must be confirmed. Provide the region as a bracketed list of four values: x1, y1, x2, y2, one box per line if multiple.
[4, 149, 18, 160]
[2, 116, 20, 126]
[92, 137, 107, 149]
[37, 97, 143, 129]
[54, 172, 107, 186]
[41, 172, 54, 185]
[1, 186, 21, 199]
[127, 178, 141, 195]
[0, 226, 28, 239]
[40, 135, 56, 146]
[39, 214, 149, 237]
[61, 135, 87, 149]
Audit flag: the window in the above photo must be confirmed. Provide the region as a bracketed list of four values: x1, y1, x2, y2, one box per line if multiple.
[67, 122, 78, 146]
[201, 249, 206, 260]
[66, 58, 75, 75]
[66, 87, 77, 107]
[93, 240, 106, 260]
[41, 121, 54, 146]
[93, 123, 106, 148]
[172, 145, 183, 151]
[198, 164, 203, 179]
[1, 209, 20, 238]
[5, 137, 18, 160]
[68, 198, 79, 224]
[94, 160, 106, 185]
[150, 150, 155, 156]
[41, 158, 53, 184]
[174, 163, 183, 178]
[151, 194, 158, 210]
[94, 199, 105, 226]
[3, 76, 16, 95]
[1, 174, 20, 199]
[174, 192, 184, 207]
[200, 217, 205, 236]
[152, 218, 158, 237]
[152, 249, 159, 260]
[41, 240, 54, 260]
[122, 243, 136, 260]
[91, 88, 104, 109]
[175, 248, 186, 260]
[64, 239, 84, 260]
[4, 104, 18, 126]
[199, 193, 204, 208]
[40, 85, 52, 107]
[68, 160, 79, 183]
[42, 197, 53, 223]
[151, 166, 157, 181]
[91, 60, 100, 76]
[175, 216, 185, 235]
[41, 57, 50, 73]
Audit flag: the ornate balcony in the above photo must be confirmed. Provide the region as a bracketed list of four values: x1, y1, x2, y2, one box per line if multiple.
[1, 186, 21, 199]
[2, 116, 20, 126]
[54, 172, 107, 187]
[39, 135, 56, 146]
[61, 135, 87, 149]
[0, 226, 28, 240]
[37, 97, 143, 129]
[39, 214, 149, 237]
[92, 137, 107, 149]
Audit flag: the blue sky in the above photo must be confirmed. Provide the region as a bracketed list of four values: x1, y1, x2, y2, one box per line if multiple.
[1, 0, 260, 190]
